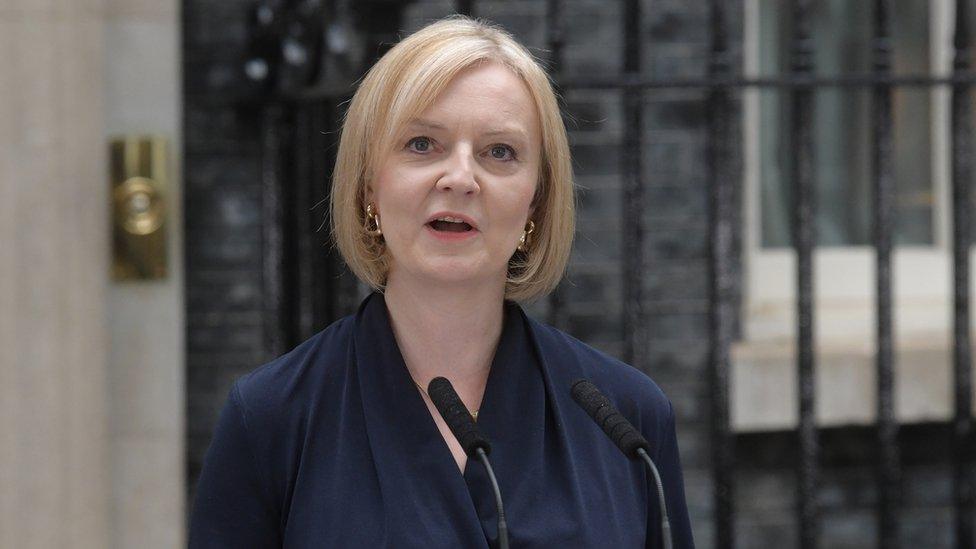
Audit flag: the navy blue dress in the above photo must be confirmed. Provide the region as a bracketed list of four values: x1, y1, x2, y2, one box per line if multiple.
[189, 292, 694, 548]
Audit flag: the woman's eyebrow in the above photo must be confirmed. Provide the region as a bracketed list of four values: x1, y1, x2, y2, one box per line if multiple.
[406, 118, 447, 131]
[483, 126, 528, 140]
[405, 118, 528, 140]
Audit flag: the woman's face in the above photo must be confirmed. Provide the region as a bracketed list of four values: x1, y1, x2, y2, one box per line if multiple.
[367, 61, 542, 289]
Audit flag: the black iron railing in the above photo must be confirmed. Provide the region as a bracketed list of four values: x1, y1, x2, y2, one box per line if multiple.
[706, 2, 736, 546]
[951, 2, 975, 547]
[470, 2, 976, 547]
[789, 3, 819, 547]
[871, 2, 899, 547]
[242, 0, 976, 546]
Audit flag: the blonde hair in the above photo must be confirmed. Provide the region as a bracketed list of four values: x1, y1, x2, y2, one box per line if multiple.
[329, 15, 575, 303]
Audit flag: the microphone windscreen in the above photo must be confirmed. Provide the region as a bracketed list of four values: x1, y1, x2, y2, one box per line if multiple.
[571, 379, 650, 459]
[427, 377, 492, 457]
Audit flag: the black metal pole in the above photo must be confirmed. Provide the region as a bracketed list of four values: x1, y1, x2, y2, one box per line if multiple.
[951, 2, 975, 548]
[261, 103, 288, 359]
[621, 0, 644, 367]
[455, 0, 473, 17]
[552, 72, 976, 93]
[706, 2, 735, 548]
[790, 2, 819, 548]
[294, 104, 315, 339]
[871, 2, 900, 548]
[546, 0, 568, 331]
[545, 0, 565, 77]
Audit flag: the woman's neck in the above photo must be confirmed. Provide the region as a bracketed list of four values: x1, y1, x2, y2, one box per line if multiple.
[382, 272, 505, 404]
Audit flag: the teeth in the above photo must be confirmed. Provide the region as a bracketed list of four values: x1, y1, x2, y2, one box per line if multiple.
[433, 216, 466, 224]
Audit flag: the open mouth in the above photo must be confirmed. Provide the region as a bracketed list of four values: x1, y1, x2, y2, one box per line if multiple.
[428, 220, 474, 233]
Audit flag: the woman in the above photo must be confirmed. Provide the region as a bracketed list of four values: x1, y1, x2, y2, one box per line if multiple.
[190, 16, 694, 548]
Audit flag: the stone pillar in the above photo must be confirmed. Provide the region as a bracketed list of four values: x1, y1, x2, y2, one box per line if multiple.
[0, 1, 111, 548]
[104, 0, 185, 546]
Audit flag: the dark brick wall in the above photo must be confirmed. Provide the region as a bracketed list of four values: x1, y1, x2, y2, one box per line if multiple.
[734, 425, 955, 549]
[184, 1, 954, 547]
[183, 0, 267, 503]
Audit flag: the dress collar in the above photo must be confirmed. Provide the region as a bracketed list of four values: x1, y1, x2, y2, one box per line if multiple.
[352, 291, 534, 546]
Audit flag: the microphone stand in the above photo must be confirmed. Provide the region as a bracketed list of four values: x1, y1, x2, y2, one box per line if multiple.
[427, 377, 510, 549]
[476, 447, 509, 549]
[636, 448, 672, 549]
[571, 379, 673, 549]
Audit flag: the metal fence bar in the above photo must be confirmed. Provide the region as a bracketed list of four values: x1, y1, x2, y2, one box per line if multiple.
[261, 104, 287, 359]
[455, 0, 473, 17]
[620, 0, 643, 367]
[291, 73, 976, 103]
[306, 101, 334, 324]
[790, 2, 819, 548]
[546, 0, 568, 331]
[295, 104, 314, 339]
[297, 101, 333, 338]
[545, 0, 564, 76]
[871, 2, 899, 548]
[554, 72, 976, 92]
[706, 1, 735, 547]
[951, 2, 975, 548]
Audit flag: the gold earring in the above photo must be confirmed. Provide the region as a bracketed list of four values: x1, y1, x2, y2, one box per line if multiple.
[365, 203, 382, 236]
[517, 220, 535, 252]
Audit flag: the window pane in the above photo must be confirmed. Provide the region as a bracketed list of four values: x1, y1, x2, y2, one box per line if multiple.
[758, 0, 934, 248]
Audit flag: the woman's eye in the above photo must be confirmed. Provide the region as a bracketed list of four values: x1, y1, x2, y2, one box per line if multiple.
[406, 137, 432, 153]
[488, 144, 516, 161]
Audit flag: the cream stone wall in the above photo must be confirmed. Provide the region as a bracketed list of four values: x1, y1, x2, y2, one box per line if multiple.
[0, 1, 110, 547]
[0, 0, 183, 547]
[103, 0, 184, 547]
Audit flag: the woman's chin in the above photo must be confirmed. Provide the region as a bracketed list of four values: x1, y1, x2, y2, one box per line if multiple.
[406, 258, 503, 287]
[385, 249, 511, 288]
[425, 266, 490, 286]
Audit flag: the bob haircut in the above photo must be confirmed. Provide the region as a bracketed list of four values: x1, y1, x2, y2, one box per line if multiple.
[330, 15, 576, 303]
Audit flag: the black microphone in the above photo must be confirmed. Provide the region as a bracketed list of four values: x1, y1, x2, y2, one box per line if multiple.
[427, 377, 509, 549]
[428, 377, 492, 456]
[570, 379, 672, 549]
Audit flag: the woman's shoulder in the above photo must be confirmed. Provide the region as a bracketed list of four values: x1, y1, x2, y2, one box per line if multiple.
[523, 314, 672, 419]
[232, 314, 356, 422]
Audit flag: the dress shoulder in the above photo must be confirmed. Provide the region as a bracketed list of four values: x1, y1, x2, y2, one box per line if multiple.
[530, 320, 670, 411]
[233, 314, 355, 428]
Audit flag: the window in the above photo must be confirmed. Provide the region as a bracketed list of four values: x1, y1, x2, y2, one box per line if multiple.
[735, 0, 976, 431]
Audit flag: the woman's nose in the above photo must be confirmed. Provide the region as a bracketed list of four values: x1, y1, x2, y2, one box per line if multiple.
[435, 146, 479, 194]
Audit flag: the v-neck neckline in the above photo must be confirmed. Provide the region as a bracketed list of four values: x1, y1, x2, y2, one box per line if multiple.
[369, 292, 520, 472]
[351, 292, 537, 546]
